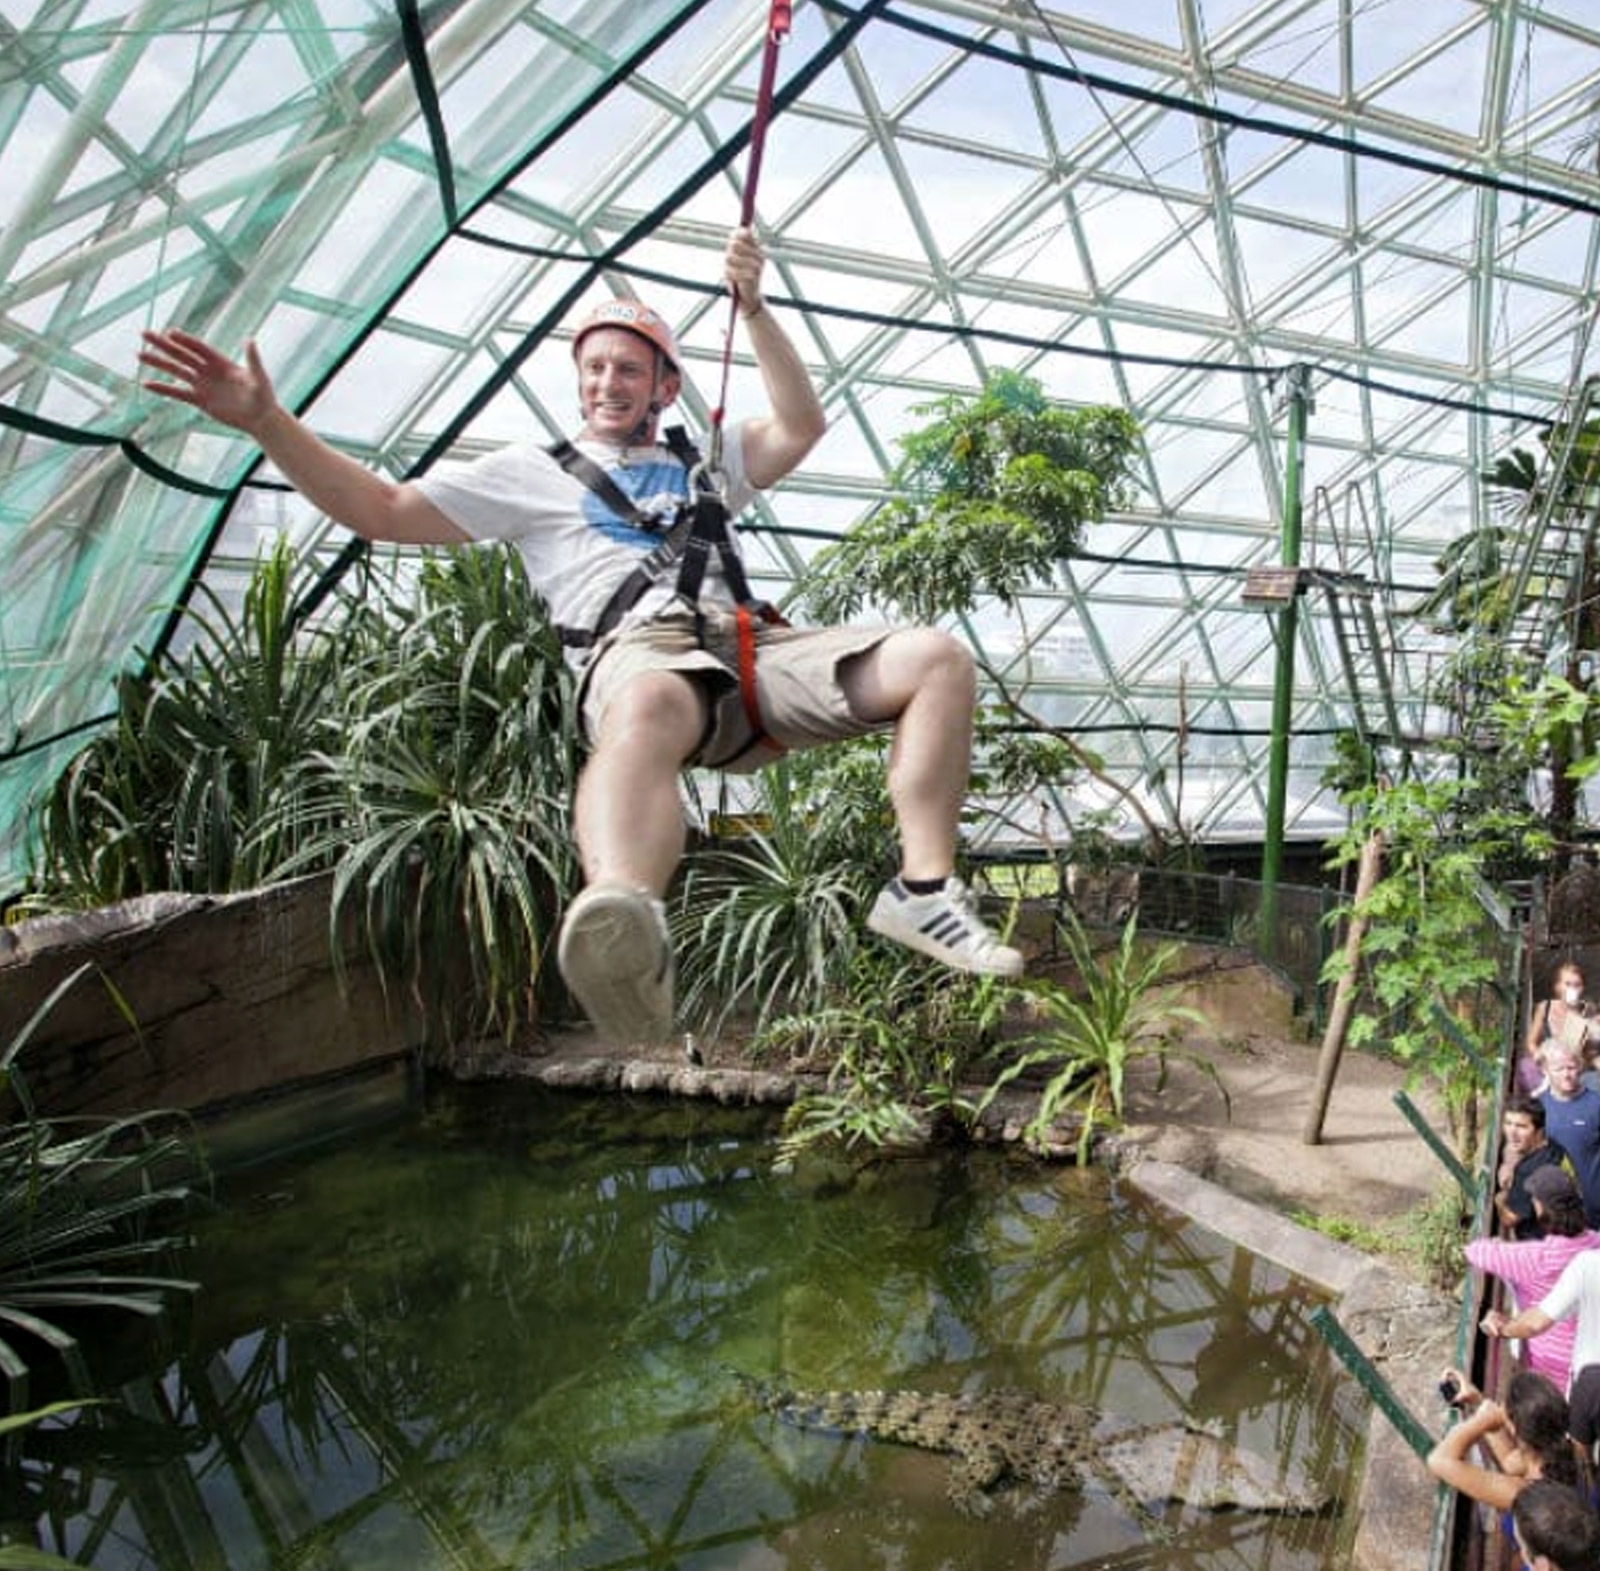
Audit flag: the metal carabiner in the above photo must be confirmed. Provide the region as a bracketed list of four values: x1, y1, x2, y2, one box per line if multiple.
[692, 423, 730, 502]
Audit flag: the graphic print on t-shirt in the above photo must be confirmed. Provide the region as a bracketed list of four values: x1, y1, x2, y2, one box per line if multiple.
[579, 456, 687, 548]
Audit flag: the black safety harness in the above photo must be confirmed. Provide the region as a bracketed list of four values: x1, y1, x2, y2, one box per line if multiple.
[548, 426, 788, 757]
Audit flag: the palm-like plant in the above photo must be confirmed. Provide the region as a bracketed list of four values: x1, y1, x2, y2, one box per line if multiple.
[1, 967, 201, 1414]
[980, 911, 1226, 1160]
[290, 548, 583, 1042]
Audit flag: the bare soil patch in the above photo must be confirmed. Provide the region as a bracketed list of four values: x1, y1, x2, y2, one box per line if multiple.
[1115, 946, 1452, 1226]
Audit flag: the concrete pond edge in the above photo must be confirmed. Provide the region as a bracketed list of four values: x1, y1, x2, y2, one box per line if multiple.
[1121, 1158, 1453, 1571]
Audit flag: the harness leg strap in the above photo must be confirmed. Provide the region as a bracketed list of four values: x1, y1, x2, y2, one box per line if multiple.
[733, 602, 787, 758]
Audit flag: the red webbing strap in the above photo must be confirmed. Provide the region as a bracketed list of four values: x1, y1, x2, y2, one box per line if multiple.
[734, 602, 786, 754]
[713, 0, 795, 751]
[711, 0, 793, 439]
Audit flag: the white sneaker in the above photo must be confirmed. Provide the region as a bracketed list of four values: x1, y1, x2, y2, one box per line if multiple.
[557, 884, 675, 1043]
[866, 877, 1024, 978]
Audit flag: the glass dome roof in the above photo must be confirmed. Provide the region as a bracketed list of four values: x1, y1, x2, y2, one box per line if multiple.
[4, 0, 1600, 888]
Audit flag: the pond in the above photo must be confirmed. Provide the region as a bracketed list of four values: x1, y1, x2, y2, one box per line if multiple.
[13, 1082, 1366, 1570]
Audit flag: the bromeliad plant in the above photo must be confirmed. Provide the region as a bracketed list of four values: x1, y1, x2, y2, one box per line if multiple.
[979, 910, 1225, 1160]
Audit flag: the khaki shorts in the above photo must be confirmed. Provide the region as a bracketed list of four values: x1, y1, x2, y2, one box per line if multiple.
[578, 610, 896, 772]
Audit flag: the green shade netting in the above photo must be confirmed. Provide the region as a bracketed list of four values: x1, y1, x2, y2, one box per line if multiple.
[0, 0, 706, 892]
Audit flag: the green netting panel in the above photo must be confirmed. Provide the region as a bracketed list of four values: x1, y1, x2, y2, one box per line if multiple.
[6, 0, 1600, 900]
[0, 0, 704, 892]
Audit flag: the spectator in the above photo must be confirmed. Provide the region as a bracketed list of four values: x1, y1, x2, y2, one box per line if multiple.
[1567, 1364, 1600, 1470]
[1498, 1097, 1577, 1240]
[1524, 963, 1600, 1095]
[1542, 1046, 1600, 1230]
[1470, 1166, 1599, 1391]
[1510, 1479, 1600, 1571]
[1427, 1369, 1586, 1534]
[1482, 1250, 1600, 1384]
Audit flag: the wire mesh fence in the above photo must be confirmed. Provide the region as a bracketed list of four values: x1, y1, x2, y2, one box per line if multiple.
[972, 855, 1339, 1030]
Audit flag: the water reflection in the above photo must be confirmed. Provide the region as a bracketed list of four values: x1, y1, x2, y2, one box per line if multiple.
[9, 1085, 1364, 1570]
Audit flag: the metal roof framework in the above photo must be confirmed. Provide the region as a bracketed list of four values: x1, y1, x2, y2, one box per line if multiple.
[4, 0, 1600, 885]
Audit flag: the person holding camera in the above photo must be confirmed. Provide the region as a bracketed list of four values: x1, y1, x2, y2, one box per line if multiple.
[1427, 1368, 1588, 1537]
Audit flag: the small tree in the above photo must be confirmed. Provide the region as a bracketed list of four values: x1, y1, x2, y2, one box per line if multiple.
[796, 369, 1164, 853]
[800, 369, 1140, 624]
[1323, 771, 1535, 1156]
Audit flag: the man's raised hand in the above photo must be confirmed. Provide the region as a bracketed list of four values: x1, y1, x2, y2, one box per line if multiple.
[139, 329, 276, 435]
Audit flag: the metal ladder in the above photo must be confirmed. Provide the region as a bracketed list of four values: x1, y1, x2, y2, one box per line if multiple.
[1498, 374, 1600, 667]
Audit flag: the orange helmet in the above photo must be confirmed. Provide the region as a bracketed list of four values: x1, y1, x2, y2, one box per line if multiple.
[570, 299, 682, 374]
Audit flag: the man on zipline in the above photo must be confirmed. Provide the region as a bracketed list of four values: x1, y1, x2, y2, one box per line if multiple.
[139, 225, 1023, 1045]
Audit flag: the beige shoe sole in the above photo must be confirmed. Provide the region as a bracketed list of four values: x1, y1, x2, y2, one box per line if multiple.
[557, 885, 674, 1044]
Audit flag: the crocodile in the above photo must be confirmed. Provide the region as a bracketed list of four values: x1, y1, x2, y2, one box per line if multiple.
[739, 1378, 1330, 1523]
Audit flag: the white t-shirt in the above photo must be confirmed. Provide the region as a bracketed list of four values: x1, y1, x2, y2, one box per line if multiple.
[414, 424, 757, 648]
[1538, 1248, 1600, 1372]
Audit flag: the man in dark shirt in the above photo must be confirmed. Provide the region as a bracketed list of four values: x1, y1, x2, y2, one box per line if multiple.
[1540, 1046, 1600, 1230]
[1497, 1094, 1575, 1239]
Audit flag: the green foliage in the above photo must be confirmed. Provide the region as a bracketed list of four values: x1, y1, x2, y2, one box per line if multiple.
[769, 906, 1225, 1168]
[1489, 668, 1600, 786]
[675, 756, 887, 1038]
[27, 543, 583, 1042]
[1323, 774, 1522, 1150]
[1410, 523, 1519, 632]
[798, 370, 1141, 624]
[769, 949, 1023, 1162]
[286, 551, 582, 1041]
[0, 966, 202, 1414]
[28, 540, 365, 903]
[1291, 1186, 1466, 1290]
[1319, 730, 1378, 806]
[0, 1547, 83, 1570]
[978, 912, 1223, 1160]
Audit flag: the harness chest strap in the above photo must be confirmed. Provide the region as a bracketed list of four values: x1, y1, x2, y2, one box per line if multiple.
[548, 429, 787, 755]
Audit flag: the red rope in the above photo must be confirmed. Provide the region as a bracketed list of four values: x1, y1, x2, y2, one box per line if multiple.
[711, 0, 793, 447]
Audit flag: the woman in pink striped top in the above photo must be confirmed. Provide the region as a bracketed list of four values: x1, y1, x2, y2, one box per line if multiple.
[1468, 1165, 1600, 1392]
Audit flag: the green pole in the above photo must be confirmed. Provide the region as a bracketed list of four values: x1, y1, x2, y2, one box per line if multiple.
[1309, 1305, 1436, 1461]
[1260, 364, 1313, 948]
[1392, 1090, 1475, 1196]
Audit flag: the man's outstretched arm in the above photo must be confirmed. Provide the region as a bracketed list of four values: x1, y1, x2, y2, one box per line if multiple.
[1481, 1305, 1555, 1341]
[140, 328, 466, 547]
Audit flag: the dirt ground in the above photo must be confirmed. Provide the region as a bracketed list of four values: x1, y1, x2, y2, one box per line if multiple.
[1114, 948, 1455, 1228]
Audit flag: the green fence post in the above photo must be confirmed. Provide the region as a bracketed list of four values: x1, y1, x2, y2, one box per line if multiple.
[1309, 1304, 1436, 1462]
[1428, 1003, 1497, 1084]
[1392, 1091, 1474, 1196]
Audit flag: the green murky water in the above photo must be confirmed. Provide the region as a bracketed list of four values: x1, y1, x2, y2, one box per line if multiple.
[14, 1083, 1366, 1569]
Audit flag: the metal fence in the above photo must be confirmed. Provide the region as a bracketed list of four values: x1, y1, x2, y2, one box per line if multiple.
[973, 855, 1340, 1031]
